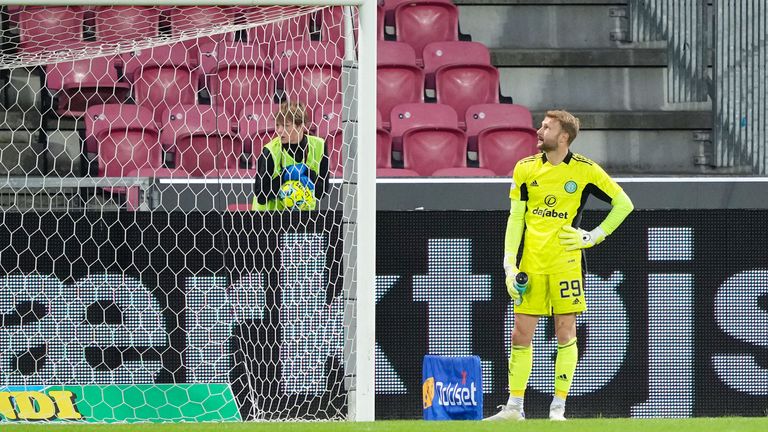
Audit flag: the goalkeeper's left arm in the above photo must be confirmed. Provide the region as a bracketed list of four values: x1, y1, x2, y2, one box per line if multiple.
[559, 190, 634, 250]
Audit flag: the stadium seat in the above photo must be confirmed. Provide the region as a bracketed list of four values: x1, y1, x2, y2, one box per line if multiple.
[18, 7, 89, 53]
[122, 44, 200, 122]
[476, 128, 538, 177]
[394, 1, 459, 66]
[381, 0, 455, 27]
[377, 167, 420, 177]
[435, 64, 500, 128]
[389, 102, 462, 151]
[422, 41, 491, 91]
[169, 6, 235, 48]
[465, 103, 536, 132]
[464, 104, 537, 175]
[241, 7, 311, 55]
[45, 56, 131, 119]
[390, 103, 466, 176]
[275, 40, 342, 109]
[319, 6, 361, 53]
[160, 104, 243, 177]
[85, 104, 163, 181]
[378, 5, 386, 40]
[199, 42, 275, 118]
[237, 103, 279, 157]
[124, 167, 190, 211]
[377, 41, 424, 130]
[94, 6, 160, 44]
[314, 103, 343, 178]
[432, 167, 497, 177]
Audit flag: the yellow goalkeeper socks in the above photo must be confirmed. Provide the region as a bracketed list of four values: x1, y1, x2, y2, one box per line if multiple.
[508, 344, 533, 398]
[554, 338, 578, 400]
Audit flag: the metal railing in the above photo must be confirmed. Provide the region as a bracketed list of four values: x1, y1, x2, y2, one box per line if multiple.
[629, 0, 710, 103]
[713, 0, 768, 174]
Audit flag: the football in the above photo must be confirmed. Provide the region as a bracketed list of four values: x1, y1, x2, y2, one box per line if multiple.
[279, 180, 315, 210]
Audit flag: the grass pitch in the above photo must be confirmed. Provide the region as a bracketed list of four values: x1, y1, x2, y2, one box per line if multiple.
[4, 418, 768, 432]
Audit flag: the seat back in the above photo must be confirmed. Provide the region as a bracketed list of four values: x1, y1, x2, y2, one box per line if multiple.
[200, 42, 274, 118]
[389, 102, 460, 139]
[242, 7, 311, 54]
[423, 41, 491, 89]
[377, 42, 424, 128]
[319, 6, 360, 53]
[18, 7, 85, 52]
[161, 104, 242, 176]
[477, 127, 538, 176]
[94, 6, 160, 44]
[237, 103, 279, 155]
[169, 6, 234, 47]
[402, 127, 467, 176]
[275, 41, 342, 107]
[394, 1, 459, 66]
[465, 103, 535, 135]
[45, 56, 130, 118]
[435, 64, 500, 124]
[123, 45, 199, 122]
[85, 104, 162, 178]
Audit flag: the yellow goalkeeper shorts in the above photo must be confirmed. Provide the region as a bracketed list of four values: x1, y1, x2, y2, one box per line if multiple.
[513, 268, 586, 316]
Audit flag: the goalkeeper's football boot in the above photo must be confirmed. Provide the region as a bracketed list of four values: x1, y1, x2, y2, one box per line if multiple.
[483, 404, 525, 421]
[549, 403, 567, 421]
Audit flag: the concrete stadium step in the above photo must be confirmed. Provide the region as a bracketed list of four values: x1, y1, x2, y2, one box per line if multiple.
[491, 48, 667, 67]
[456, 0, 630, 49]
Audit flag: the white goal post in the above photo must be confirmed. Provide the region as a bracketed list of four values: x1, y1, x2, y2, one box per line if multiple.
[0, 0, 375, 423]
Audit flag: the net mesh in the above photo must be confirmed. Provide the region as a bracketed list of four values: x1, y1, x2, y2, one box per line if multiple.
[0, 4, 360, 422]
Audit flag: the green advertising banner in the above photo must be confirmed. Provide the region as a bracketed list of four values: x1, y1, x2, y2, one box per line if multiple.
[0, 384, 241, 423]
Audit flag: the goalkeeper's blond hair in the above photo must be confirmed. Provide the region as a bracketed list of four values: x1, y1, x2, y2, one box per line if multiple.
[546, 110, 580, 145]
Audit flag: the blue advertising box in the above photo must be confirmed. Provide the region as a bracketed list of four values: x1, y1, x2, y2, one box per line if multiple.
[422, 355, 483, 420]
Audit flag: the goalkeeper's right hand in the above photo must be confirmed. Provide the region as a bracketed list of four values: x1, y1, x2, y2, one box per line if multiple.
[503, 253, 520, 302]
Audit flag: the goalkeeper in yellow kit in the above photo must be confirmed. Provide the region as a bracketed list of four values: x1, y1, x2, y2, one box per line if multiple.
[485, 110, 634, 421]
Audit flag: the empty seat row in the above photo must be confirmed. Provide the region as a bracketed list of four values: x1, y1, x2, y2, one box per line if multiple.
[45, 40, 343, 120]
[83, 102, 347, 178]
[16, 6, 353, 56]
[377, 103, 538, 176]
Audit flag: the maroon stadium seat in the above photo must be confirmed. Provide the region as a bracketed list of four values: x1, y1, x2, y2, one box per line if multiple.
[18, 7, 89, 53]
[169, 6, 235, 48]
[319, 6, 361, 54]
[435, 64, 500, 128]
[390, 103, 466, 176]
[160, 104, 242, 176]
[422, 41, 491, 91]
[199, 42, 274, 119]
[241, 7, 311, 55]
[394, 1, 459, 66]
[275, 40, 342, 109]
[122, 44, 200, 122]
[237, 103, 279, 156]
[465, 104, 537, 176]
[382, 0, 455, 27]
[94, 6, 160, 44]
[85, 104, 162, 181]
[45, 56, 131, 120]
[377, 41, 425, 130]
[377, 112, 393, 169]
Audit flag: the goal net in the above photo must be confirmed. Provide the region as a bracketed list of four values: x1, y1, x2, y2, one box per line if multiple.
[0, 1, 374, 423]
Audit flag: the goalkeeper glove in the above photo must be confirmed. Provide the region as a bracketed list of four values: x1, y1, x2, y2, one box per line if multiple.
[558, 225, 606, 251]
[503, 253, 520, 302]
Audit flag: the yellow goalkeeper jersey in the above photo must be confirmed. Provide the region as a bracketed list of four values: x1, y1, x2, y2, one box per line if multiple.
[509, 151, 624, 274]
